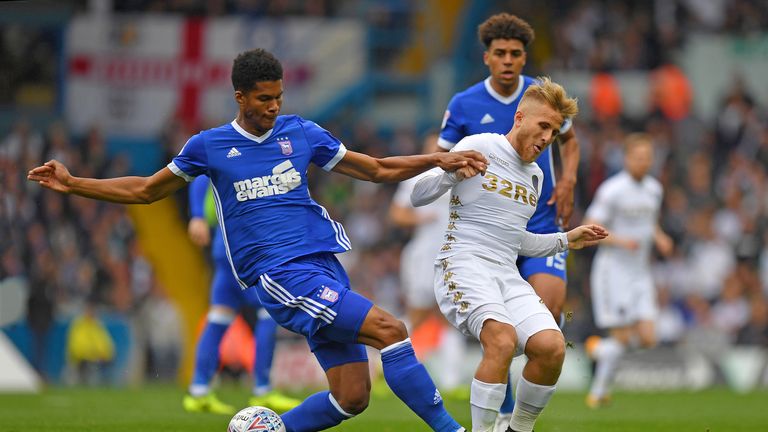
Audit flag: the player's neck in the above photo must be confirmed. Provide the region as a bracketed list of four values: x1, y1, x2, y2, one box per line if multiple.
[489, 78, 519, 98]
[235, 116, 270, 137]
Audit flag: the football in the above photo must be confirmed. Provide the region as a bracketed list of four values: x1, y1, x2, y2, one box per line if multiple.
[227, 406, 286, 432]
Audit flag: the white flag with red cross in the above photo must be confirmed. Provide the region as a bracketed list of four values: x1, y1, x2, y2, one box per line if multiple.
[66, 15, 364, 136]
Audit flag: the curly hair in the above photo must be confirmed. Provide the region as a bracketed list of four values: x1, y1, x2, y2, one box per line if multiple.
[477, 13, 535, 48]
[231, 49, 283, 92]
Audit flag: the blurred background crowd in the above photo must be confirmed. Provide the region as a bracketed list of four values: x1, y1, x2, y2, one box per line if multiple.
[1, 0, 767, 387]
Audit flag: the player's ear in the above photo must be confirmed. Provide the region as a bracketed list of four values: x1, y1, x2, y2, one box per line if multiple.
[483, 50, 490, 66]
[234, 90, 245, 106]
[514, 110, 523, 126]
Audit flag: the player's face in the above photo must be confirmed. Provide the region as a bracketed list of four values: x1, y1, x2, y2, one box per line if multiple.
[483, 38, 526, 94]
[235, 80, 284, 134]
[512, 101, 563, 163]
[625, 142, 654, 179]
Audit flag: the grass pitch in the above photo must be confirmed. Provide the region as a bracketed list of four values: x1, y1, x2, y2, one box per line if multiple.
[1, 384, 766, 431]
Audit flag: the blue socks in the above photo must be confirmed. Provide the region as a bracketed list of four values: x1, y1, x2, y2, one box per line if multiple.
[282, 391, 351, 432]
[381, 339, 462, 432]
[190, 321, 228, 388]
[255, 316, 278, 390]
[500, 372, 515, 414]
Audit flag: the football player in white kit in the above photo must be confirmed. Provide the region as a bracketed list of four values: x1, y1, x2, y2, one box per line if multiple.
[390, 132, 467, 395]
[411, 78, 608, 432]
[583, 133, 674, 408]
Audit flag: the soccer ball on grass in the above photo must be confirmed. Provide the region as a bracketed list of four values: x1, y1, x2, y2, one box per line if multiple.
[228, 406, 286, 432]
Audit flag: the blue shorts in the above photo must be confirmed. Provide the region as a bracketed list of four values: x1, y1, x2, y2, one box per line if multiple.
[256, 252, 372, 371]
[517, 250, 569, 282]
[211, 256, 263, 309]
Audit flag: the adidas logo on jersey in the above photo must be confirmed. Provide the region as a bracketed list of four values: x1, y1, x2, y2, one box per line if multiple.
[480, 113, 495, 124]
[233, 160, 301, 201]
[227, 147, 242, 158]
[433, 389, 442, 405]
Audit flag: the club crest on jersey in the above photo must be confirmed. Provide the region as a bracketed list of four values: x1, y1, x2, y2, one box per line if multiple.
[277, 137, 293, 155]
[319, 286, 339, 303]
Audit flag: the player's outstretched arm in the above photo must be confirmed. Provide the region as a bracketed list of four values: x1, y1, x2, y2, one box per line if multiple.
[331, 150, 487, 183]
[566, 224, 609, 250]
[548, 128, 579, 227]
[27, 159, 187, 204]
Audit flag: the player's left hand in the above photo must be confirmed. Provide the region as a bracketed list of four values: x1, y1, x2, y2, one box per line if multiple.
[655, 232, 674, 257]
[436, 151, 487, 176]
[548, 178, 575, 228]
[566, 224, 609, 250]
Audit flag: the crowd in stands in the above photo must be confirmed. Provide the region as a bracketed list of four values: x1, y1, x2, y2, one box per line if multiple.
[1, 0, 767, 385]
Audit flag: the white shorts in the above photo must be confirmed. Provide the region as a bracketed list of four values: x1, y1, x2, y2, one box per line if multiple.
[434, 253, 559, 354]
[590, 257, 658, 329]
[401, 246, 438, 309]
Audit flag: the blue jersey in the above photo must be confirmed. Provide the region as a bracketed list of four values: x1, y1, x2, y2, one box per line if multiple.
[439, 75, 571, 234]
[170, 115, 352, 287]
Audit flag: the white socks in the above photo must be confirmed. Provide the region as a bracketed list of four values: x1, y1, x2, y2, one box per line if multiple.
[589, 337, 625, 398]
[508, 376, 556, 432]
[438, 328, 467, 390]
[470, 378, 507, 431]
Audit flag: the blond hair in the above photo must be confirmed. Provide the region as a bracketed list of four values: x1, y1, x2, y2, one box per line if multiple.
[623, 132, 654, 153]
[521, 76, 579, 120]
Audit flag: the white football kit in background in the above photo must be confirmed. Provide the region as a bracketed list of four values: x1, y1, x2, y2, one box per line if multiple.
[586, 171, 663, 328]
[411, 133, 568, 352]
[392, 173, 451, 308]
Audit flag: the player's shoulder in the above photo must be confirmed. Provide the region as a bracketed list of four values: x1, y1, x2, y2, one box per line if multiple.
[523, 74, 539, 88]
[597, 171, 628, 194]
[452, 80, 488, 102]
[643, 175, 663, 194]
[455, 132, 504, 152]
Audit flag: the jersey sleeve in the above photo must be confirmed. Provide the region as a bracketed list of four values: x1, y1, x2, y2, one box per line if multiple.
[188, 175, 209, 219]
[451, 134, 487, 154]
[560, 117, 573, 134]
[168, 133, 208, 182]
[438, 95, 466, 150]
[300, 117, 347, 171]
[585, 180, 614, 224]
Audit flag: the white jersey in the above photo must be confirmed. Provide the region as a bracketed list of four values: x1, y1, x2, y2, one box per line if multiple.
[410, 133, 565, 343]
[412, 133, 567, 266]
[585, 171, 663, 271]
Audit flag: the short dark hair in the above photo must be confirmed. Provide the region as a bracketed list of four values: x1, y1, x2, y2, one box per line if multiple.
[231, 49, 283, 92]
[477, 13, 535, 49]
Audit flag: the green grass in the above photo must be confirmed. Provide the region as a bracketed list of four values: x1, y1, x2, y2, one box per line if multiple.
[1, 384, 767, 431]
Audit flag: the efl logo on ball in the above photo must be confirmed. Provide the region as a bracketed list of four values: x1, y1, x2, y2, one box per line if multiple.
[228, 406, 285, 432]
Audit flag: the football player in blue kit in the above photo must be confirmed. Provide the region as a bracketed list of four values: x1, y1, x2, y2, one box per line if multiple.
[28, 48, 487, 432]
[437, 13, 580, 431]
[183, 174, 300, 414]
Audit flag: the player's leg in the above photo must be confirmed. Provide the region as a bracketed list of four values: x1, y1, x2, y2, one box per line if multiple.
[357, 305, 465, 432]
[635, 319, 656, 349]
[586, 326, 631, 407]
[436, 256, 515, 431]
[471, 319, 517, 432]
[497, 253, 567, 429]
[184, 265, 240, 414]
[526, 273, 567, 325]
[258, 253, 462, 431]
[281, 346, 371, 431]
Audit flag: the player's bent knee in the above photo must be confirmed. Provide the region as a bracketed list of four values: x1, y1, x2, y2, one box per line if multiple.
[480, 321, 517, 361]
[377, 317, 409, 346]
[527, 331, 565, 366]
[334, 390, 370, 416]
